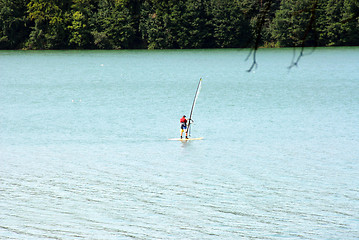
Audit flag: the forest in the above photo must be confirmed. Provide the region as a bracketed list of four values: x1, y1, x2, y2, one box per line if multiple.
[0, 0, 358, 50]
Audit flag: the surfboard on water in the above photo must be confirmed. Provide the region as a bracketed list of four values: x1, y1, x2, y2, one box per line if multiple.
[169, 137, 204, 141]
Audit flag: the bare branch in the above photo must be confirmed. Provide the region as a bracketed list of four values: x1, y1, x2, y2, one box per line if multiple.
[247, 0, 274, 72]
[288, 0, 318, 69]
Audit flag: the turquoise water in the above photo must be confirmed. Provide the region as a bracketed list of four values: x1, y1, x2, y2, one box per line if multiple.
[1, 48, 359, 239]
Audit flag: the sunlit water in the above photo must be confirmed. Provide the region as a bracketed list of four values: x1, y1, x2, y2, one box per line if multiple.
[1, 48, 358, 239]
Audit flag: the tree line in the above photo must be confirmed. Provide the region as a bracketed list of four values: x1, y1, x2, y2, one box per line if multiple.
[0, 0, 358, 50]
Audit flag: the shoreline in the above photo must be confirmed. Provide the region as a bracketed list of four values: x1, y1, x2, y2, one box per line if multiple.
[1, 45, 359, 51]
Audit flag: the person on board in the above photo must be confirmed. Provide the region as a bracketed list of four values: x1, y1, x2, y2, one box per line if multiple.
[180, 115, 188, 139]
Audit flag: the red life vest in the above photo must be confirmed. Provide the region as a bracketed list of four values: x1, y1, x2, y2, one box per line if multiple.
[180, 117, 187, 123]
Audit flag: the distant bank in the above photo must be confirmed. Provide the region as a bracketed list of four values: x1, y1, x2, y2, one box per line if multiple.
[1, 0, 358, 50]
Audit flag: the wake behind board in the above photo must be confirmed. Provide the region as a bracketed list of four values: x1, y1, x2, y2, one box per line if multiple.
[169, 137, 203, 141]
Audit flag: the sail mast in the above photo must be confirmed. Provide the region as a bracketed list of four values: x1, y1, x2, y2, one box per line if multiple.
[187, 78, 202, 135]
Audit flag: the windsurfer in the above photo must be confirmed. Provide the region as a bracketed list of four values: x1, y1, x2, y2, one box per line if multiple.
[180, 115, 188, 139]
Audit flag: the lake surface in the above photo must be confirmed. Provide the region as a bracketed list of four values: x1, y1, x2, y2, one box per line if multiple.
[1, 47, 358, 239]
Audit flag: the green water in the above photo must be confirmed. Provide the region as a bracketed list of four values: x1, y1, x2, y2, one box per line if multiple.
[1, 47, 358, 239]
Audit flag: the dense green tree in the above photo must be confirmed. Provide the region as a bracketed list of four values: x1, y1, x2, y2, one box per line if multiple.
[342, 0, 359, 45]
[0, 0, 29, 49]
[320, 0, 359, 46]
[124, 0, 145, 48]
[140, 0, 190, 49]
[93, 1, 137, 49]
[67, 0, 96, 48]
[26, 0, 70, 49]
[271, 0, 318, 47]
[210, 0, 251, 48]
[179, 0, 213, 48]
[139, 1, 167, 49]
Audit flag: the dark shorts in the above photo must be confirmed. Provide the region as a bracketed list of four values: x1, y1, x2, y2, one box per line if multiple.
[181, 124, 187, 130]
